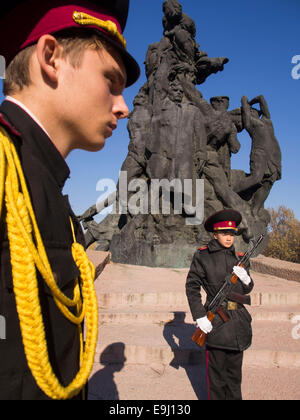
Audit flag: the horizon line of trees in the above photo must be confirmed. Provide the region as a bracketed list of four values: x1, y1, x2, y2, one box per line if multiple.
[262, 205, 300, 264]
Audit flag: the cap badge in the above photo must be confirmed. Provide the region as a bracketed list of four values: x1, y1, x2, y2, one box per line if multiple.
[73, 11, 127, 50]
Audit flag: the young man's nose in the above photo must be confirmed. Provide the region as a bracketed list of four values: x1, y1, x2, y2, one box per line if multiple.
[113, 95, 129, 120]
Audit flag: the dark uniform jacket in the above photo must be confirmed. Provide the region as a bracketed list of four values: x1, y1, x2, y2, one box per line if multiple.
[0, 100, 85, 400]
[186, 239, 254, 351]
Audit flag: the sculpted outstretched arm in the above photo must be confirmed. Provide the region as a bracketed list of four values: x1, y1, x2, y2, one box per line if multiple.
[241, 96, 252, 131]
[249, 95, 271, 119]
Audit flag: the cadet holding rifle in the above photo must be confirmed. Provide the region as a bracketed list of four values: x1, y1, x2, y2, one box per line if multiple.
[186, 209, 254, 400]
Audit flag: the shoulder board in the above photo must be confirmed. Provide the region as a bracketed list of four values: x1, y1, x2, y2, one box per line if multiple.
[198, 246, 208, 251]
[236, 252, 245, 257]
[0, 113, 21, 138]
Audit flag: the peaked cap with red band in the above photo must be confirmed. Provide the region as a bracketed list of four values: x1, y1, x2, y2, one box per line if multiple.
[0, 0, 140, 87]
[204, 209, 242, 233]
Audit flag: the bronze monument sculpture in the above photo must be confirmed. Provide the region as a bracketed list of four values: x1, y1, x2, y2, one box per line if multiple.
[79, 0, 281, 268]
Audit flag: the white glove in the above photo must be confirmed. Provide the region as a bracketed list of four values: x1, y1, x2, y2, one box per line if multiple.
[233, 266, 251, 286]
[196, 316, 213, 334]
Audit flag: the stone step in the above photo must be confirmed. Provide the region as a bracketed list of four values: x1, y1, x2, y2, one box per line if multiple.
[94, 261, 300, 295]
[249, 305, 300, 322]
[98, 305, 300, 324]
[99, 307, 193, 325]
[254, 291, 300, 306]
[94, 259, 300, 309]
[97, 291, 189, 308]
[250, 320, 300, 354]
[88, 364, 300, 400]
[94, 320, 300, 369]
[95, 323, 204, 367]
[251, 255, 300, 283]
[97, 290, 300, 308]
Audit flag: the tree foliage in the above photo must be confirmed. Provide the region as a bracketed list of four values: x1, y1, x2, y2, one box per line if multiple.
[263, 206, 300, 263]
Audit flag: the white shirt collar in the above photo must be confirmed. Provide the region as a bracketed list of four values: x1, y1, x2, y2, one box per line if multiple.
[5, 96, 52, 139]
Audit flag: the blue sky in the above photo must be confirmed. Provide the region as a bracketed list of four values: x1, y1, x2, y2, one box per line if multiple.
[1, 0, 300, 220]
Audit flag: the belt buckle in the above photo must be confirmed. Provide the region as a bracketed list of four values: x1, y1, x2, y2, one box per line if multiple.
[227, 301, 237, 311]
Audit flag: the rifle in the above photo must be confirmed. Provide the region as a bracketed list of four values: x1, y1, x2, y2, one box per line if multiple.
[191, 234, 264, 347]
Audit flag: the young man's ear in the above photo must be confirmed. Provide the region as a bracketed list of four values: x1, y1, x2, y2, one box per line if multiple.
[35, 35, 62, 85]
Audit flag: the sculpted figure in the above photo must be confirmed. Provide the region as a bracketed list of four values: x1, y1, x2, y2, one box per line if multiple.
[123, 87, 152, 176]
[178, 81, 253, 240]
[209, 96, 241, 181]
[178, 79, 241, 159]
[202, 134, 253, 241]
[147, 78, 207, 185]
[233, 95, 282, 215]
[162, 0, 228, 85]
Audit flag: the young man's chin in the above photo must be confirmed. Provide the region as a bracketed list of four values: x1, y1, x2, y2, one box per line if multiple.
[77, 138, 106, 153]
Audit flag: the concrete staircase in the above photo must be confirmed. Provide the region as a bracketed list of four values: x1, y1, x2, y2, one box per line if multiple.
[87, 251, 300, 400]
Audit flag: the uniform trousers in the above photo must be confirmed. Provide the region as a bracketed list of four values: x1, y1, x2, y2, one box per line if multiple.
[206, 346, 243, 400]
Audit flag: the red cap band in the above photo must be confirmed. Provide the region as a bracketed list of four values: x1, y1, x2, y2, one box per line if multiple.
[213, 221, 237, 231]
[21, 4, 122, 50]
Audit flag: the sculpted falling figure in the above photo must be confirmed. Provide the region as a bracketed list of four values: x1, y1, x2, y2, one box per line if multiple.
[233, 95, 282, 216]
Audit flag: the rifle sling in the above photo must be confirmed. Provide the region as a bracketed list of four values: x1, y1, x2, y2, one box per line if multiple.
[229, 292, 251, 306]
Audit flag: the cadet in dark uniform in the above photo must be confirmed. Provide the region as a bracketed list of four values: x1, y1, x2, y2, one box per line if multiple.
[0, 0, 139, 400]
[186, 209, 254, 400]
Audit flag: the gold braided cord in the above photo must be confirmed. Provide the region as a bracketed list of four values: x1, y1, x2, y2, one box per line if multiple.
[8, 142, 81, 308]
[0, 141, 5, 220]
[72, 11, 127, 50]
[0, 126, 98, 400]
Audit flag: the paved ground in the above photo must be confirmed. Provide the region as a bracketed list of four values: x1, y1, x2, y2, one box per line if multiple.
[87, 251, 300, 401]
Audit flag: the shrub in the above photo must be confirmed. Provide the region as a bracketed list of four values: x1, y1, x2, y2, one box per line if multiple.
[263, 206, 300, 263]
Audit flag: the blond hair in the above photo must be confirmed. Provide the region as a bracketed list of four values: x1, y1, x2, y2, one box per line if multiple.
[3, 29, 111, 95]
